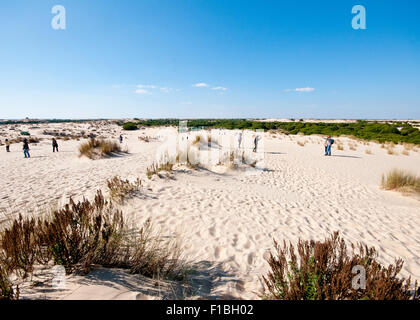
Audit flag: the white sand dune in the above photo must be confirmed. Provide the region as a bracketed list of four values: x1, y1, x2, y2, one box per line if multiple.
[1, 123, 420, 299]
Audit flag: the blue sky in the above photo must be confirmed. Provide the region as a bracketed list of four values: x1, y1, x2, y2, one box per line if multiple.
[0, 0, 419, 119]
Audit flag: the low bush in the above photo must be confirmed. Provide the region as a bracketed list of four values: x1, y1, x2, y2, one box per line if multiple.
[122, 122, 138, 131]
[262, 232, 418, 300]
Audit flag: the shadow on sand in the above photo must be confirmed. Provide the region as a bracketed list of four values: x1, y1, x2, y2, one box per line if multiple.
[331, 154, 362, 159]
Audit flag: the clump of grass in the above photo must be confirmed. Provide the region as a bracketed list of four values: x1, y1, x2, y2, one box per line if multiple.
[79, 138, 124, 159]
[381, 169, 420, 194]
[146, 161, 174, 179]
[365, 148, 372, 155]
[337, 144, 344, 151]
[192, 135, 201, 145]
[387, 148, 397, 155]
[402, 150, 409, 156]
[349, 143, 357, 151]
[262, 232, 418, 300]
[403, 143, 415, 151]
[297, 141, 305, 147]
[107, 176, 142, 204]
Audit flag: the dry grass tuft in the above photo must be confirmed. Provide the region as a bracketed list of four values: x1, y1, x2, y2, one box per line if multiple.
[337, 144, 344, 151]
[381, 169, 420, 195]
[297, 141, 305, 147]
[79, 138, 124, 159]
[349, 143, 357, 151]
[262, 232, 418, 300]
[387, 148, 397, 155]
[146, 161, 174, 179]
[365, 148, 372, 155]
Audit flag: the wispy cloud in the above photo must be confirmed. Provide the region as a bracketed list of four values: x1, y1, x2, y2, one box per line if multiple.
[212, 86, 227, 91]
[295, 87, 315, 92]
[192, 82, 210, 88]
[284, 87, 315, 93]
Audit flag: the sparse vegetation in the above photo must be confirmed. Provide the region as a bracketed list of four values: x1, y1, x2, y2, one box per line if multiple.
[365, 148, 372, 155]
[381, 169, 420, 195]
[107, 176, 142, 204]
[79, 138, 124, 159]
[262, 232, 418, 300]
[297, 141, 305, 147]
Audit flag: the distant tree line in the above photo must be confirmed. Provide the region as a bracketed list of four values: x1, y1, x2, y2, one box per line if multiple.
[122, 119, 420, 145]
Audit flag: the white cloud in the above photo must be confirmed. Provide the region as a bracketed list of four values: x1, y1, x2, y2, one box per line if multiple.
[295, 87, 315, 92]
[135, 88, 151, 95]
[160, 87, 172, 93]
[212, 86, 227, 91]
[192, 82, 210, 88]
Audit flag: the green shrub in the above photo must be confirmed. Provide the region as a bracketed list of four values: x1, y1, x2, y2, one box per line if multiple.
[122, 122, 138, 131]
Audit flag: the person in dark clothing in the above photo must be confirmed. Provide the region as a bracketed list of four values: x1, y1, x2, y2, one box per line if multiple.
[253, 135, 260, 153]
[52, 138, 59, 152]
[119, 135, 123, 144]
[5, 139, 10, 152]
[23, 138, 30, 158]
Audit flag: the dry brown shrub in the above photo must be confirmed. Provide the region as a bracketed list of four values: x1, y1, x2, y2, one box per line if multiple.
[0, 190, 187, 288]
[262, 232, 418, 300]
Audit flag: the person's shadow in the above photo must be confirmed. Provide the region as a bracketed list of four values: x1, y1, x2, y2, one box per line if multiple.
[331, 155, 362, 159]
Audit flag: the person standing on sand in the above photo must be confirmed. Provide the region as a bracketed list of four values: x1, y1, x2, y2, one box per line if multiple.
[52, 138, 59, 152]
[119, 135, 123, 144]
[324, 136, 334, 156]
[23, 138, 30, 158]
[253, 135, 260, 153]
[5, 139, 10, 152]
[238, 132, 243, 149]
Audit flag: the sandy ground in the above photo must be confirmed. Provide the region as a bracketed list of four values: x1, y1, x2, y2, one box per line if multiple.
[1, 122, 420, 300]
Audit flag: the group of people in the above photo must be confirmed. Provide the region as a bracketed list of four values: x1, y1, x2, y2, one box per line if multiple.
[4, 137, 59, 158]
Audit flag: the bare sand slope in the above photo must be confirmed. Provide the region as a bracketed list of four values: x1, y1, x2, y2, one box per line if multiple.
[1, 124, 420, 299]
